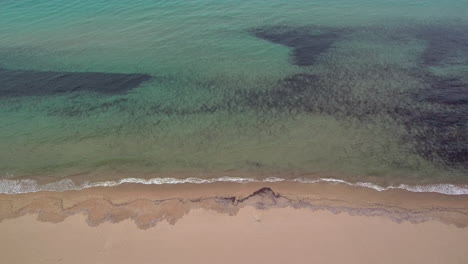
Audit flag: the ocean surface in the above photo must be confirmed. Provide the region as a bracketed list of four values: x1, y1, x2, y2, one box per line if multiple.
[1, 0, 467, 194]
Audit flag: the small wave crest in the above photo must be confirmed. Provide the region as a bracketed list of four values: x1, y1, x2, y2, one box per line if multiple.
[0, 177, 467, 195]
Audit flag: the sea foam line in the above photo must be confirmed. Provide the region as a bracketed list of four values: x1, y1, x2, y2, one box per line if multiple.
[0, 177, 467, 195]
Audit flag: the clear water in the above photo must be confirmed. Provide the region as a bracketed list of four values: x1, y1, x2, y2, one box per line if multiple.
[0, 0, 467, 189]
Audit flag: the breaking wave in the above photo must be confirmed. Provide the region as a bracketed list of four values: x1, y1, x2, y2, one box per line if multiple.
[0, 176, 467, 195]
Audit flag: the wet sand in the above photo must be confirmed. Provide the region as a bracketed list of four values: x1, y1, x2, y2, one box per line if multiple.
[1, 182, 468, 263]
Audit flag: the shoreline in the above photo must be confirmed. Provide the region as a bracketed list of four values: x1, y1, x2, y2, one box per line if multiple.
[1, 181, 468, 227]
[1, 181, 468, 263]
[2, 174, 468, 195]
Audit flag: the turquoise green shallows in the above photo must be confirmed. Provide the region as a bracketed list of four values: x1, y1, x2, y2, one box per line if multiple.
[0, 0, 467, 185]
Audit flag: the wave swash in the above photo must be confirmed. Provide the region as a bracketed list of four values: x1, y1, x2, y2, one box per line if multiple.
[1, 177, 467, 195]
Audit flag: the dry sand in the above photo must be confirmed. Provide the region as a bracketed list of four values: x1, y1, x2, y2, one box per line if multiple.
[1, 182, 468, 264]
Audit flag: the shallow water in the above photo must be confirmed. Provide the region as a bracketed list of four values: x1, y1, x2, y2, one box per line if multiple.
[0, 0, 467, 192]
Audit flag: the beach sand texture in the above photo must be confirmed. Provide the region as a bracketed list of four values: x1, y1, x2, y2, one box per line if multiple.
[1, 183, 468, 264]
[1, 1, 468, 263]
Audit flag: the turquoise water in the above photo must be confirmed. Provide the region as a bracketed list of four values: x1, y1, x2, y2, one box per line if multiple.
[0, 0, 467, 190]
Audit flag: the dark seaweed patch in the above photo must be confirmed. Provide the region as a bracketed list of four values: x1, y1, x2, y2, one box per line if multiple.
[406, 73, 468, 168]
[235, 70, 468, 169]
[410, 25, 468, 66]
[0, 68, 152, 97]
[405, 109, 468, 168]
[9, 23, 464, 169]
[416, 76, 468, 105]
[235, 69, 400, 122]
[399, 23, 468, 168]
[235, 73, 322, 112]
[250, 26, 345, 66]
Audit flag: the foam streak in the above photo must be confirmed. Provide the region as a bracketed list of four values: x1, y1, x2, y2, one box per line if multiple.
[0, 177, 467, 195]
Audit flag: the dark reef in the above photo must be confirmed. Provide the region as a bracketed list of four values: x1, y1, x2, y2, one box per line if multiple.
[0, 68, 152, 97]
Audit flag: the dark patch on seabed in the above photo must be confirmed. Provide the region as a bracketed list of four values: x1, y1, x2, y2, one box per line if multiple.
[405, 109, 468, 167]
[417, 75, 468, 106]
[408, 24, 468, 66]
[41, 23, 467, 169]
[248, 24, 468, 169]
[234, 70, 394, 120]
[406, 24, 468, 168]
[250, 26, 347, 66]
[2, 23, 466, 170]
[235, 73, 322, 113]
[0, 68, 152, 97]
[409, 75, 468, 168]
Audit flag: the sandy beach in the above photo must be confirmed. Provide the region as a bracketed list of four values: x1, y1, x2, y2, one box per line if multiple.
[1, 182, 468, 264]
[2, 0, 468, 263]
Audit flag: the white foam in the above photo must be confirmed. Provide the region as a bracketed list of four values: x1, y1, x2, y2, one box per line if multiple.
[292, 178, 468, 195]
[0, 177, 467, 195]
